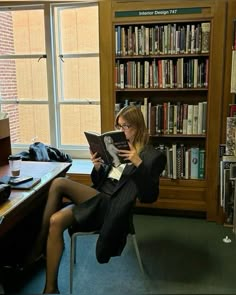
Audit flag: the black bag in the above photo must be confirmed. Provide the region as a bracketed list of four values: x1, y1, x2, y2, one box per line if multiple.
[29, 142, 50, 161]
[29, 142, 72, 163]
[15, 142, 72, 163]
[46, 146, 72, 163]
[0, 183, 11, 203]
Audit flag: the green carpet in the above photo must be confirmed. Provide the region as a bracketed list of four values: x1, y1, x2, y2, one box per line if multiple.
[12, 214, 236, 294]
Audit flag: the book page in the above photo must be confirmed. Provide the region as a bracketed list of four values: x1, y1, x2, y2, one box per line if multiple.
[101, 131, 130, 167]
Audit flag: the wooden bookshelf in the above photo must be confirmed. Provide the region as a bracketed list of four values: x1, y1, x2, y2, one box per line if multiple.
[109, 0, 226, 221]
[222, 0, 236, 141]
[219, 0, 236, 223]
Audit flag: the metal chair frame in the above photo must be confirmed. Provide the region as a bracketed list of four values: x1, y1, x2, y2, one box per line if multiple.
[69, 220, 144, 294]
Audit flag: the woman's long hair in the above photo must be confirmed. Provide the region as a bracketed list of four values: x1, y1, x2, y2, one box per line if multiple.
[115, 105, 149, 153]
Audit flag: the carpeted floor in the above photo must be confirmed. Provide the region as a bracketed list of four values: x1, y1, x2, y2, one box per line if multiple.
[8, 214, 236, 294]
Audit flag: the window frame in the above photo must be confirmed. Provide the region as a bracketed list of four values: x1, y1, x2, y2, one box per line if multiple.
[0, 2, 101, 159]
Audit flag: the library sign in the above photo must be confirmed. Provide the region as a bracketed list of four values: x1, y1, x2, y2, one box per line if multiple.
[115, 7, 202, 18]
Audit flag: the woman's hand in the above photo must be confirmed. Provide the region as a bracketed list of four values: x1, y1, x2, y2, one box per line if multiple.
[90, 150, 104, 171]
[118, 142, 142, 167]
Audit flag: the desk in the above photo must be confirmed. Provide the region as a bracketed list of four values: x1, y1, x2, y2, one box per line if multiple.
[0, 161, 71, 293]
[0, 161, 71, 238]
[0, 161, 71, 259]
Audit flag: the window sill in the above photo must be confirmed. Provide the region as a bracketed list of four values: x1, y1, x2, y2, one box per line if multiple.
[67, 158, 93, 175]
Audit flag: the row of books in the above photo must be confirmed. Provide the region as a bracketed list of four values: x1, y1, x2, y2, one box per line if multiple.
[219, 155, 236, 226]
[226, 117, 236, 156]
[115, 58, 209, 89]
[115, 22, 211, 56]
[220, 111, 236, 226]
[116, 99, 207, 136]
[147, 101, 207, 136]
[156, 144, 205, 180]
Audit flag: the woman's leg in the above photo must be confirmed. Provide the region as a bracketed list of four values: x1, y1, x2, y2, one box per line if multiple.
[27, 177, 98, 263]
[43, 205, 74, 294]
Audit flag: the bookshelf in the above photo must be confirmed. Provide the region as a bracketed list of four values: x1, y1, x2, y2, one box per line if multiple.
[220, 0, 236, 224]
[111, 0, 226, 221]
[222, 0, 236, 142]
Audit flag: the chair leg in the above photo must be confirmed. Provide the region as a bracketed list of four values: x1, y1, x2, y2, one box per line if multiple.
[131, 233, 145, 274]
[74, 235, 77, 264]
[70, 234, 76, 294]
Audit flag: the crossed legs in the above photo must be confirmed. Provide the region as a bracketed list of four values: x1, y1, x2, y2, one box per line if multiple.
[28, 177, 99, 294]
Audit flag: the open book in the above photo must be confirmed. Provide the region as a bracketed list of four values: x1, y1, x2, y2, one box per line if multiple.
[84, 130, 130, 167]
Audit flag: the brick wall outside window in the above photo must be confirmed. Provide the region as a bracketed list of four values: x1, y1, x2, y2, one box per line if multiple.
[0, 12, 20, 142]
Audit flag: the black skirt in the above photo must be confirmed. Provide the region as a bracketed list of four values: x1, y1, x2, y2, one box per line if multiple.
[71, 178, 118, 231]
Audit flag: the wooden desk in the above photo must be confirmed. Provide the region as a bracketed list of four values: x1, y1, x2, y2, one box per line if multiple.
[0, 161, 71, 238]
[0, 161, 71, 269]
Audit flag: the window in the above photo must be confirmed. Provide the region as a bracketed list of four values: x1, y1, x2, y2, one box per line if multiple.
[0, 2, 100, 158]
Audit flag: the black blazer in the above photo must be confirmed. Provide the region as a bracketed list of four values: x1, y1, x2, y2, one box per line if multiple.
[91, 145, 166, 263]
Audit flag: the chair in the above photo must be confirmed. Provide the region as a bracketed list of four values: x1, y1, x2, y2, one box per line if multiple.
[68, 215, 144, 294]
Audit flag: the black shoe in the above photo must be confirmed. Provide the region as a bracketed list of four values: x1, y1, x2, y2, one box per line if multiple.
[18, 253, 46, 272]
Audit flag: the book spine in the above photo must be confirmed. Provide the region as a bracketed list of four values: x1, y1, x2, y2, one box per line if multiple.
[168, 104, 174, 134]
[156, 104, 163, 134]
[187, 104, 193, 134]
[197, 102, 203, 134]
[173, 104, 178, 134]
[190, 147, 199, 179]
[120, 63, 125, 89]
[192, 104, 199, 134]
[182, 103, 188, 134]
[149, 105, 156, 135]
[202, 102, 207, 134]
[163, 102, 168, 135]
[201, 22, 211, 53]
[198, 148, 205, 179]
[141, 97, 148, 127]
[172, 143, 177, 179]
[185, 148, 190, 179]
[231, 50, 236, 93]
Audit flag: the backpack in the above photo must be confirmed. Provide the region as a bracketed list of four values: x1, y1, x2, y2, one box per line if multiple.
[16, 142, 72, 163]
[29, 142, 50, 161]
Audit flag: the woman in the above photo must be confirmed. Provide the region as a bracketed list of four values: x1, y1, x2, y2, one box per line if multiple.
[28, 105, 166, 294]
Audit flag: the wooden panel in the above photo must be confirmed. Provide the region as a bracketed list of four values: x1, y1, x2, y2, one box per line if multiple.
[205, 0, 227, 221]
[0, 118, 11, 166]
[136, 199, 206, 212]
[99, 0, 114, 132]
[66, 173, 92, 186]
[159, 187, 206, 201]
[136, 183, 207, 212]
[0, 118, 10, 139]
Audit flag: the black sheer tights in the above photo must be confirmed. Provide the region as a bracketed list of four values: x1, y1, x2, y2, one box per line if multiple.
[27, 177, 99, 294]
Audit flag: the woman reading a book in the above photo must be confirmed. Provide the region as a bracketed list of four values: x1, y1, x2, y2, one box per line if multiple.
[26, 105, 166, 294]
